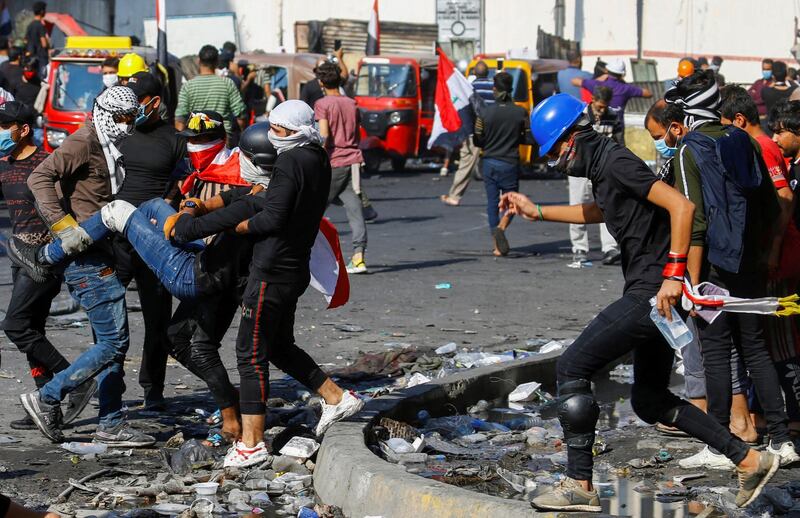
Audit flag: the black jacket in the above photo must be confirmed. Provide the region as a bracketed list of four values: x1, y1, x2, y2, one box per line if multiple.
[473, 100, 532, 163]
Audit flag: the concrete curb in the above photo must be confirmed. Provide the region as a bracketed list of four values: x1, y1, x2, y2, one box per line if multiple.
[314, 351, 562, 518]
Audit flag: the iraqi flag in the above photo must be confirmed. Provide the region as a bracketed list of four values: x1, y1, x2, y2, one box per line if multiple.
[427, 50, 476, 151]
[366, 0, 380, 56]
[310, 218, 350, 309]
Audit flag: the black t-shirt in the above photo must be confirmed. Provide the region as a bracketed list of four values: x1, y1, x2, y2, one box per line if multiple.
[762, 84, 798, 117]
[300, 80, 324, 110]
[0, 62, 24, 95]
[25, 20, 48, 64]
[14, 80, 41, 111]
[0, 147, 51, 244]
[587, 140, 672, 295]
[116, 119, 187, 206]
[473, 100, 531, 163]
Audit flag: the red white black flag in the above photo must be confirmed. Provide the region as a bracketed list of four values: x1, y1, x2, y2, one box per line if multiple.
[366, 0, 379, 55]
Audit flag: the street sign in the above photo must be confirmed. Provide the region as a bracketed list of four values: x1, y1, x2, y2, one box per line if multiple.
[436, 0, 482, 46]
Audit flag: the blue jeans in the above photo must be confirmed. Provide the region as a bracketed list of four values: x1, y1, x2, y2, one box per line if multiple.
[39, 253, 129, 427]
[44, 199, 202, 301]
[482, 157, 519, 230]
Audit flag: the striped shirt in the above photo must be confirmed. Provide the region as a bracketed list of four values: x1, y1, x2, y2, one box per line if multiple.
[175, 74, 247, 134]
[471, 77, 495, 105]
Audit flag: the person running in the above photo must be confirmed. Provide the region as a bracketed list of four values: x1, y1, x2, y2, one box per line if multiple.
[440, 60, 493, 207]
[314, 61, 369, 274]
[659, 72, 798, 469]
[473, 71, 531, 256]
[13, 86, 154, 447]
[503, 93, 778, 511]
[0, 101, 95, 431]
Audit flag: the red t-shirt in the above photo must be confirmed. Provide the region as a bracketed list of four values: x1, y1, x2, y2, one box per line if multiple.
[314, 95, 363, 168]
[756, 134, 789, 189]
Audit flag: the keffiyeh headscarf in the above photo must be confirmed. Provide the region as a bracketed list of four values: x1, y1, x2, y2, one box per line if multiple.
[664, 71, 721, 130]
[92, 86, 138, 193]
[267, 100, 324, 154]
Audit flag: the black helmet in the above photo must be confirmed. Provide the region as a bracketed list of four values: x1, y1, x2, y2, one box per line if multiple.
[239, 122, 277, 170]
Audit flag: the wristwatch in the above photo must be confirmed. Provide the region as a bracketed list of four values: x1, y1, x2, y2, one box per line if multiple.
[183, 200, 199, 209]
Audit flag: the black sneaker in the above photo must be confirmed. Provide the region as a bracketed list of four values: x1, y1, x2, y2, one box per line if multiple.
[20, 391, 64, 442]
[7, 237, 50, 283]
[94, 421, 156, 448]
[143, 397, 167, 412]
[63, 379, 97, 425]
[602, 249, 622, 265]
[10, 414, 38, 430]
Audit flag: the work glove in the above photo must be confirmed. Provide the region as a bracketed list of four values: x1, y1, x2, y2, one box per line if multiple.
[179, 197, 208, 216]
[51, 214, 93, 255]
[163, 212, 183, 240]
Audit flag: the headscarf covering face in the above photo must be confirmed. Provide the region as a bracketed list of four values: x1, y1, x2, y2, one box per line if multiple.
[267, 99, 323, 154]
[239, 152, 271, 188]
[664, 71, 721, 130]
[92, 85, 138, 193]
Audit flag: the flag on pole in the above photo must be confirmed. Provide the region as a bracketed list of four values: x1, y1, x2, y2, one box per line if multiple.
[0, 1, 12, 36]
[156, 0, 167, 64]
[366, 0, 380, 55]
[427, 49, 476, 151]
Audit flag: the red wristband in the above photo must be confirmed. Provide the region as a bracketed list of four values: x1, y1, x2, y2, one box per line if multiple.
[662, 261, 686, 280]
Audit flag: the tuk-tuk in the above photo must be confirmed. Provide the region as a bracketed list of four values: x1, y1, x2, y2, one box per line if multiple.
[43, 36, 184, 152]
[466, 54, 568, 164]
[354, 54, 438, 172]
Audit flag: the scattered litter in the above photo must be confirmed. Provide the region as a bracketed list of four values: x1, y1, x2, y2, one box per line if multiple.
[280, 437, 320, 459]
[673, 473, 705, 484]
[383, 438, 415, 454]
[60, 442, 107, 455]
[434, 342, 458, 355]
[538, 340, 563, 354]
[434, 283, 452, 289]
[508, 381, 542, 402]
[406, 372, 431, 387]
[334, 324, 364, 332]
[0, 435, 21, 444]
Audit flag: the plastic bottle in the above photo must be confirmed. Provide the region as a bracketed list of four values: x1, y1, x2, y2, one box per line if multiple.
[470, 418, 510, 432]
[418, 413, 475, 438]
[505, 415, 545, 431]
[60, 442, 108, 455]
[649, 297, 693, 350]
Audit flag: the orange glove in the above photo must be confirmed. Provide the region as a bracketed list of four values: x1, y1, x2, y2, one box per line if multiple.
[163, 212, 183, 240]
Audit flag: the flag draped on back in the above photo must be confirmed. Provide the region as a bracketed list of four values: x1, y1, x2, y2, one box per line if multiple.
[366, 0, 380, 56]
[427, 50, 476, 151]
[156, 0, 167, 64]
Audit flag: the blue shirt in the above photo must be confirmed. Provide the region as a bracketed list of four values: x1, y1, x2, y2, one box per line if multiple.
[557, 66, 592, 99]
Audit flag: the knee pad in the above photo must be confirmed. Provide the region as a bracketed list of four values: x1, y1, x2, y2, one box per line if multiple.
[557, 379, 599, 449]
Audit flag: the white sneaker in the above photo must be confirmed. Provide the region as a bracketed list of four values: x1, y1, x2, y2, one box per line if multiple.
[223, 441, 271, 468]
[100, 200, 136, 233]
[767, 440, 800, 466]
[439, 166, 449, 176]
[315, 390, 365, 436]
[678, 446, 735, 470]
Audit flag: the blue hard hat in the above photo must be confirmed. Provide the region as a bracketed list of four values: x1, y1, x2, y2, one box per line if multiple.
[530, 94, 587, 156]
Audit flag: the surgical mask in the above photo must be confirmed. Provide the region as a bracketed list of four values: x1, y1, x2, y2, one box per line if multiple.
[654, 137, 677, 158]
[103, 73, 118, 88]
[763, 70, 773, 80]
[239, 152, 271, 187]
[0, 129, 17, 156]
[135, 98, 156, 126]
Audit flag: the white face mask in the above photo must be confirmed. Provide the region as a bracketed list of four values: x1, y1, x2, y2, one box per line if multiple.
[239, 152, 271, 187]
[103, 73, 118, 88]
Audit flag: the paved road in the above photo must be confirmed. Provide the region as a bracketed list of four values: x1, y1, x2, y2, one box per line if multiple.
[0, 169, 625, 503]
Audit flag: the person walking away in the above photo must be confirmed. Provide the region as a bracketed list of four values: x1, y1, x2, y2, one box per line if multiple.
[440, 60, 493, 207]
[116, 71, 187, 410]
[557, 50, 592, 99]
[314, 62, 369, 274]
[572, 58, 652, 146]
[24, 2, 49, 77]
[473, 71, 531, 256]
[505, 93, 779, 511]
[769, 99, 800, 437]
[568, 85, 621, 268]
[175, 45, 247, 145]
[0, 101, 95, 431]
[748, 59, 774, 131]
[18, 86, 155, 447]
[761, 61, 797, 127]
[658, 71, 798, 468]
[301, 49, 349, 111]
[180, 100, 364, 467]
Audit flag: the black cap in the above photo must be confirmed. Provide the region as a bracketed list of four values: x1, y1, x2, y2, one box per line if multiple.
[177, 110, 226, 137]
[126, 71, 161, 99]
[0, 101, 35, 125]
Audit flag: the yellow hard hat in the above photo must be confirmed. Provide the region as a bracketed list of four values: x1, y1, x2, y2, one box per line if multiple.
[118, 53, 148, 78]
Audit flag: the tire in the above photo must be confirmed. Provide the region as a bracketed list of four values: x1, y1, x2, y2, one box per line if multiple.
[390, 157, 406, 172]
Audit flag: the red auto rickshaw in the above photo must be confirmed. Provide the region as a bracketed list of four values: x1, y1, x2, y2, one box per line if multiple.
[354, 54, 438, 172]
